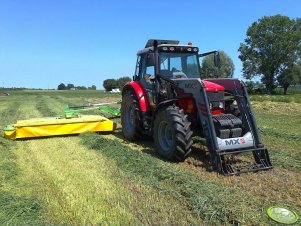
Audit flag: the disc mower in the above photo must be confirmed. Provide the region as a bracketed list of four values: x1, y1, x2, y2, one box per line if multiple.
[121, 39, 272, 175]
[3, 102, 120, 140]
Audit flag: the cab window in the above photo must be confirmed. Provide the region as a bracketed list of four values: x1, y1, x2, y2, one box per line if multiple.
[139, 54, 154, 89]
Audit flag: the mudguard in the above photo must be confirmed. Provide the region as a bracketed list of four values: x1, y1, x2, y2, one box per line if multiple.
[122, 81, 151, 112]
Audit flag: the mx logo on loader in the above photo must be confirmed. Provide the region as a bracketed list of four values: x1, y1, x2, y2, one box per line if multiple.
[225, 137, 245, 146]
[217, 132, 254, 151]
[225, 139, 240, 146]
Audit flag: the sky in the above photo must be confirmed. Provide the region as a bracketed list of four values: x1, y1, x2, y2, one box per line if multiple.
[0, 0, 300, 89]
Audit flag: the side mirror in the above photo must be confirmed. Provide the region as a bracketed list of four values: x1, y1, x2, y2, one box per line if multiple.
[147, 53, 155, 66]
[214, 52, 221, 67]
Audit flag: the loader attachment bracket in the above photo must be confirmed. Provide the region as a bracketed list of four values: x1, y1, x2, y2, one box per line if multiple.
[219, 148, 272, 176]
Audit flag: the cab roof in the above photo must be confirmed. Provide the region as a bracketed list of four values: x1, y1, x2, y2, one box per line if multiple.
[137, 39, 198, 55]
[145, 39, 179, 48]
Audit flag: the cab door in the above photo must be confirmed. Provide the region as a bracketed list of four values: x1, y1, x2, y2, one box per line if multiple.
[138, 54, 155, 106]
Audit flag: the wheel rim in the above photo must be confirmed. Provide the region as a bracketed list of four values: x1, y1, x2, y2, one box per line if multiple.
[158, 120, 173, 152]
[124, 104, 135, 132]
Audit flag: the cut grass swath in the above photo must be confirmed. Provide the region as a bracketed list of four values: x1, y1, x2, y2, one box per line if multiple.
[81, 132, 272, 225]
[0, 96, 44, 225]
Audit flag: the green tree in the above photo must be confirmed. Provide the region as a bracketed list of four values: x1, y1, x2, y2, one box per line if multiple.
[278, 64, 301, 94]
[90, 85, 97, 90]
[117, 76, 131, 89]
[103, 79, 118, 91]
[201, 51, 234, 78]
[57, 83, 66, 90]
[76, 86, 87, 90]
[67, 84, 75, 90]
[244, 81, 265, 94]
[239, 14, 301, 93]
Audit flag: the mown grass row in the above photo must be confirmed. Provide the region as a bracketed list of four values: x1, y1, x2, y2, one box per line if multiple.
[35, 94, 63, 117]
[8, 94, 199, 225]
[253, 100, 301, 171]
[77, 97, 301, 225]
[80, 132, 279, 225]
[260, 127, 301, 142]
[1, 92, 300, 225]
[0, 96, 44, 225]
[260, 135, 301, 170]
[16, 136, 202, 225]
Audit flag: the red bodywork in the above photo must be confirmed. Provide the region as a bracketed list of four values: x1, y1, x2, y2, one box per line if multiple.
[124, 80, 225, 114]
[203, 80, 225, 115]
[203, 80, 225, 92]
[177, 80, 225, 114]
[123, 81, 152, 112]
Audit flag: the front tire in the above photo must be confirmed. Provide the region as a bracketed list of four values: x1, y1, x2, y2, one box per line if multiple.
[121, 91, 141, 141]
[154, 106, 193, 161]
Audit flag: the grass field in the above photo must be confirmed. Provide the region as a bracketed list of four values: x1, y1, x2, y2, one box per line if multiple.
[0, 90, 300, 225]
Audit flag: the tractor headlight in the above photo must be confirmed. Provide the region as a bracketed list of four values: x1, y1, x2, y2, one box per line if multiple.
[170, 47, 175, 51]
[219, 101, 224, 109]
[187, 47, 192, 52]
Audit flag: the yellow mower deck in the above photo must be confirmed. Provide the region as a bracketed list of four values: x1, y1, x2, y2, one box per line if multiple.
[3, 115, 117, 140]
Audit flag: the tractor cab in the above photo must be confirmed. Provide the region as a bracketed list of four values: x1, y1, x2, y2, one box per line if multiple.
[135, 39, 201, 81]
[134, 39, 224, 114]
[157, 44, 200, 79]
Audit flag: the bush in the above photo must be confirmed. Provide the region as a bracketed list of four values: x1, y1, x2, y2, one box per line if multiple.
[245, 81, 266, 94]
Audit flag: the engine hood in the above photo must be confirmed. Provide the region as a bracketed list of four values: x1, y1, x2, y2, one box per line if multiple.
[203, 80, 225, 92]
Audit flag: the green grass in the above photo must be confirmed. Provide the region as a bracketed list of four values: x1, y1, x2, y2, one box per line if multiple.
[0, 95, 44, 225]
[252, 101, 301, 171]
[8, 89, 121, 99]
[0, 90, 300, 225]
[0, 92, 197, 225]
[274, 86, 301, 95]
[81, 133, 268, 225]
[250, 93, 301, 103]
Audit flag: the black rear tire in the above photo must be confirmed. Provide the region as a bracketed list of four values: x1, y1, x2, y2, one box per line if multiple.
[154, 106, 193, 161]
[121, 91, 142, 141]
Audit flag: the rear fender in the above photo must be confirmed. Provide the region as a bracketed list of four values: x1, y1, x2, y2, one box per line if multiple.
[122, 81, 151, 112]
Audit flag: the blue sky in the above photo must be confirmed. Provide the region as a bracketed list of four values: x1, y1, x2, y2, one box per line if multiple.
[0, 0, 300, 89]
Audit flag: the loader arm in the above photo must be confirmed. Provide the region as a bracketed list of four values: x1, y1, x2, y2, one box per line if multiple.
[174, 78, 222, 171]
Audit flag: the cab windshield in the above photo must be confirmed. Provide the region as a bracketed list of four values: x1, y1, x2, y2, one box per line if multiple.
[159, 52, 200, 79]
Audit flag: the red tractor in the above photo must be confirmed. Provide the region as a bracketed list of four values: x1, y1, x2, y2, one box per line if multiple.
[121, 39, 272, 175]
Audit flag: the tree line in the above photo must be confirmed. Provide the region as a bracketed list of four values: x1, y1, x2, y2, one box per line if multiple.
[103, 77, 131, 91]
[57, 83, 96, 90]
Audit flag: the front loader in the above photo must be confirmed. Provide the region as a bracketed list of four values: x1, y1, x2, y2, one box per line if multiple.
[121, 39, 272, 175]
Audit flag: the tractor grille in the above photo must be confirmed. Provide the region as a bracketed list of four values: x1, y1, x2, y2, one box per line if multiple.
[207, 91, 224, 102]
[212, 114, 242, 139]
